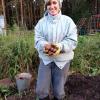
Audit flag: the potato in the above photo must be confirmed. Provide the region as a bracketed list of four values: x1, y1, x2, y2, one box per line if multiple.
[49, 47, 55, 52]
[48, 50, 54, 56]
[44, 43, 60, 56]
[45, 45, 51, 50]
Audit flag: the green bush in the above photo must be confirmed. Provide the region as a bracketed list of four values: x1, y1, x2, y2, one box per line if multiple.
[0, 33, 39, 79]
[71, 33, 100, 76]
[0, 32, 100, 79]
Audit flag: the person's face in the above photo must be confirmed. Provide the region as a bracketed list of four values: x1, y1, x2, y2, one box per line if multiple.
[46, 0, 60, 16]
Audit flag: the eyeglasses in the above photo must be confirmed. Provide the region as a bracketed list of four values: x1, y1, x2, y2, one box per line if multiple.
[46, 1, 57, 6]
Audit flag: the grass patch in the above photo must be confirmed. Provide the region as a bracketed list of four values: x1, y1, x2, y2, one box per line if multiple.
[71, 33, 100, 76]
[0, 32, 39, 79]
[0, 32, 100, 79]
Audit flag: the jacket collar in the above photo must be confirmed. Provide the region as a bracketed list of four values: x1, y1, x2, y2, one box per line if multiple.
[47, 11, 62, 23]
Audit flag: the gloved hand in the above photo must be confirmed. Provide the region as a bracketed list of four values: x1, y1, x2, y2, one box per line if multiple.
[44, 43, 61, 56]
[52, 44, 61, 56]
[44, 44, 53, 56]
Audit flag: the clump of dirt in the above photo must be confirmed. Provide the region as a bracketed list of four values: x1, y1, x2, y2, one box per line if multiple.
[65, 73, 100, 100]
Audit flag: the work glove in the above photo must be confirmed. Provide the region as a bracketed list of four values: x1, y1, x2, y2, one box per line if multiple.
[52, 44, 61, 56]
[44, 43, 61, 56]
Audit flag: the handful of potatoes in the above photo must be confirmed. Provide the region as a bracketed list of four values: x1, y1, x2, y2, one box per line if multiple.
[44, 44, 60, 56]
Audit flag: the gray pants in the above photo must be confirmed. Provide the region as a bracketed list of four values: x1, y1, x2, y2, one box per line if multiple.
[36, 60, 70, 99]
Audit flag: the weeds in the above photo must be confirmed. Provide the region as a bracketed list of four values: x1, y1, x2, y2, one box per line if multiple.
[0, 33, 37, 79]
[71, 33, 100, 75]
[0, 32, 100, 79]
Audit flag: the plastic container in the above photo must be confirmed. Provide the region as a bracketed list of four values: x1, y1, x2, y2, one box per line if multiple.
[15, 72, 32, 92]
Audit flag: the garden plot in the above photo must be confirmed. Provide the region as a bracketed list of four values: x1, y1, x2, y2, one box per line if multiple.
[0, 73, 100, 100]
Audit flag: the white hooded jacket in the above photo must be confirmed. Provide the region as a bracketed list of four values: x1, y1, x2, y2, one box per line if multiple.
[35, 11, 78, 69]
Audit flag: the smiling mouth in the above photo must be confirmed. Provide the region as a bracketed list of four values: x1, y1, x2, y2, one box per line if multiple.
[50, 10, 56, 12]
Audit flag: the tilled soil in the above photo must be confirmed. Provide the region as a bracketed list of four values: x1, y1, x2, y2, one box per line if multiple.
[65, 73, 100, 100]
[6, 73, 100, 100]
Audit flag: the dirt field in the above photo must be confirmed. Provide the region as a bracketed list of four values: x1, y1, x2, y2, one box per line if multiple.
[65, 73, 100, 100]
[6, 73, 100, 100]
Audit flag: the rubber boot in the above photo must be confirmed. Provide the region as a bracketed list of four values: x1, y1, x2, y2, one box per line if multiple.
[52, 96, 63, 100]
[39, 95, 50, 100]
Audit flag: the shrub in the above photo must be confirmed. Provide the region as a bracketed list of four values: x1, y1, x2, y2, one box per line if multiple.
[0, 32, 100, 79]
[0, 33, 39, 79]
[71, 33, 100, 76]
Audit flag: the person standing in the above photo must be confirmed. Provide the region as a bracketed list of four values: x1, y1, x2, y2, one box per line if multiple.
[34, 0, 78, 100]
